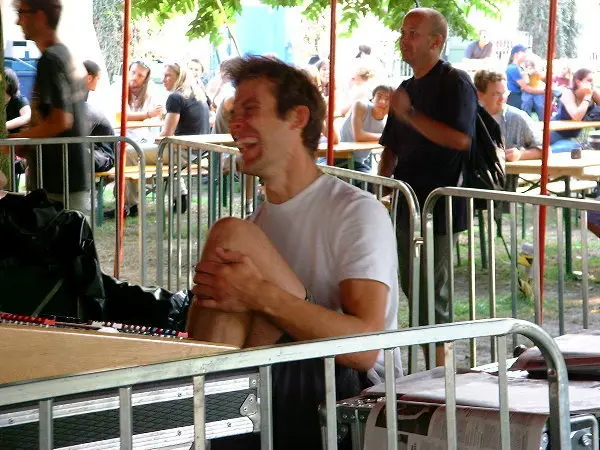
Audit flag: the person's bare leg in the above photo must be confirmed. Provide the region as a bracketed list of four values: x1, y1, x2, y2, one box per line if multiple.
[187, 217, 306, 348]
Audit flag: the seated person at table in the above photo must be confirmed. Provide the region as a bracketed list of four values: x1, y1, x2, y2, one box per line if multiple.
[301, 64, 340, 145]
[4, 68, 31, 186]
[335, 84, 391, 173]
[118, 60, 164, 143]
[187, 56, 402, 450]
[475, 70, 542, 163]
[550, 68, 600, 153]
[113, 63, 210, 218]
[84, 60, 115, 173]
[5, 68, 31, 134]
[159, 62, 210, 137]
[521, 57, 546, 120]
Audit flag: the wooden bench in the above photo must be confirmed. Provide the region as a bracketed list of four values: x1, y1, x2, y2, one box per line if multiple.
[578, 166, 600, 183]
[95, 163, 208, 226]
[516, 179, 598, 196]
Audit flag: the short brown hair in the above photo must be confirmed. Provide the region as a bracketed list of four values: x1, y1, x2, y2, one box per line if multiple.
[474, 70, 505, 93]
[224, 55, 326, 153]
[17, 0, 62, 29]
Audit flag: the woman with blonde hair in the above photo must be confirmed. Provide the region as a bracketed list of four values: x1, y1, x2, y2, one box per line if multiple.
[336, 64, 377, 117]
[160, 62, 210, 137]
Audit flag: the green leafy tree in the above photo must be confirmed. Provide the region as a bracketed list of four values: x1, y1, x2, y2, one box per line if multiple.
[132, 0, 511, 44]
[518, 0, 578, 58]
[93, 0, 124, 81]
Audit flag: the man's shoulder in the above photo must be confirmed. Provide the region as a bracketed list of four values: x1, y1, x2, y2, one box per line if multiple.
[320, 175, 389, 216]
[504, 104, 534, 124]
[40, 44, 71, 66]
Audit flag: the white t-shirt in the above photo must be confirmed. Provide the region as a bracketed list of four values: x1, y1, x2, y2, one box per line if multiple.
[252, 174, 402, 381]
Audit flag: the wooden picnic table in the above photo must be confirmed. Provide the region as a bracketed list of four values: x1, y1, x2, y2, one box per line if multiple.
[506, 150, 600, 178]
[316, 141, 382, 159]
[155, 134, 382, 159]
[547, 121, 600, 132]
[506, 150, 600, 274]
[113, 119, 163, 131]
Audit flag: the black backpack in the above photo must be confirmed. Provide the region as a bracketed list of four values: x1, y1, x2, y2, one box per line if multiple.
[464, 102, 506, 192]
[444, 66, 506, 193]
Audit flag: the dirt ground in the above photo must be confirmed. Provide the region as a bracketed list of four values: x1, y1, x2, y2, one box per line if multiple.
[93, 187, 600, 373]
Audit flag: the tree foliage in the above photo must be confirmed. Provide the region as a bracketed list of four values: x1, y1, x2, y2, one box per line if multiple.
[518, 0, 578, 59]
[93, 0, 124, 81]
[132, 0, 511, 45]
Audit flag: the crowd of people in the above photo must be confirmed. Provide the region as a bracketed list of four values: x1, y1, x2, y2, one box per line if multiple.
[2, 1, 600, 448]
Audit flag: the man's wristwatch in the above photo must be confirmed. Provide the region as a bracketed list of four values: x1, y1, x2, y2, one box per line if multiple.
[406, 106, 417, 119]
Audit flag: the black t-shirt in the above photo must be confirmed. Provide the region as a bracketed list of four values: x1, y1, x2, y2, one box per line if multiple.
[380, 60, 477, 234]
[29, 43, 90, 194]
[87, 103, 115, 171]
[6, 93, 29, 133]
[165, 91, 210, 136]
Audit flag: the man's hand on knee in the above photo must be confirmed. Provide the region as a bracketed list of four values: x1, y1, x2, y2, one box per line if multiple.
[193, 247, 264, 312]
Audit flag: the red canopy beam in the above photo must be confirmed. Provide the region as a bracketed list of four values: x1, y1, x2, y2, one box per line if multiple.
[538, 0, 560, 322]
[326, 0, 337, 165]
[114, 0, 132, 277]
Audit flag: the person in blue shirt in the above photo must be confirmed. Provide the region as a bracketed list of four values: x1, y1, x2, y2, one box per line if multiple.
[506, 44, 545, 112]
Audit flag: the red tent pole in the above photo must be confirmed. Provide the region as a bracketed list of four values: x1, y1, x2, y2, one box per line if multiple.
[538, 0, 559, 321]
[114, 0, 131, 277]
[326, 0, 337, 165]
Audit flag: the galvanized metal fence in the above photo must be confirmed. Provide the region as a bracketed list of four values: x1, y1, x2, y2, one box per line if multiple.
[0, 136, 149, 284]
[0, 318, 572, 450]
[154, 138, 422, 295]
[423, 187, 600, 368]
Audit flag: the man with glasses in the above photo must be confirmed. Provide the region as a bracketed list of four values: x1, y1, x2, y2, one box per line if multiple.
[378, 8, 477, 365]
[10, 0, 90, 213]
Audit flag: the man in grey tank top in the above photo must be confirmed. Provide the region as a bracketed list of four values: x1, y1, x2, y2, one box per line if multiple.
[338, 85, 392, 172]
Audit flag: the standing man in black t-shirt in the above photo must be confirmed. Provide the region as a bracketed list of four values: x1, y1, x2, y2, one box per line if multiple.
[378, 7, 477, 365]
[11, 0, 90, 213]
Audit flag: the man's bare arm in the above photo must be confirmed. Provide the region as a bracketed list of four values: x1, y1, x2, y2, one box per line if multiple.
[11, 108, 72, 139]
[404, 111, 471, 151]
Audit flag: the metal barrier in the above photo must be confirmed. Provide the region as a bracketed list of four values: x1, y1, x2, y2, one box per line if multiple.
[154, 138, 424, 367]
[0, 318, 572, 450]
[423, 187, 600, 368]
[0, 136, 148, 283]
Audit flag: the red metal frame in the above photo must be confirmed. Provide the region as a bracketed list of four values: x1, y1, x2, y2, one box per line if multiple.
[326, 0, 338, 165]
[114, 0, 132, 277]
[538, 0, 559, 320]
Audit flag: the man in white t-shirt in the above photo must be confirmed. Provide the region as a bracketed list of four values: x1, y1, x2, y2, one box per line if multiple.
[187, 56, 400, 450]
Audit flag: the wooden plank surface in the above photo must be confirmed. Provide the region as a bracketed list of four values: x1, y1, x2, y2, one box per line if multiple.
[506, 150, 600, 178]
[547, 121, 600, 132]
[112, 120, 163, 130]
[316, 142, 382, 159]
[0, 324, 236, 385]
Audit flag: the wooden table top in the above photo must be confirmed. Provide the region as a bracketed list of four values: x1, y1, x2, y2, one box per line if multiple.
[155, 134, 382, 159]
[156, 134, 236, 146]
[0, 324, 236, 386]
[316, 142, 383, 158]
[506, 150, 600, 178]
[113, 120, 163, 130]
[546, 121, 600, 132]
